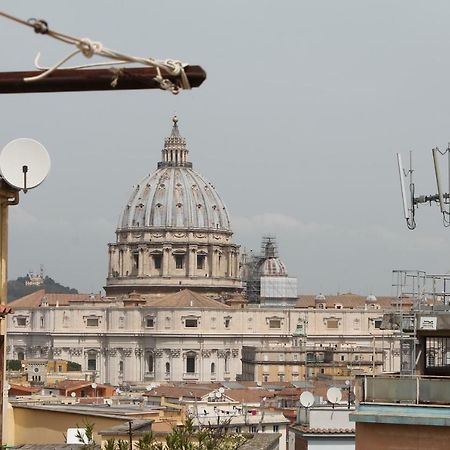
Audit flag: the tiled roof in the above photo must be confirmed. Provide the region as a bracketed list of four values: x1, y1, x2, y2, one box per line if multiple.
[8, 289, 103, 308]
[223, 389, 274, 403]
[296, 293, 398, 309]
[0, 304, 13, 315]
[292, 425, 355, 434]
[145, 289, 229, 309]
[8, 384, 40, 394]
[144, 385, 211, 399]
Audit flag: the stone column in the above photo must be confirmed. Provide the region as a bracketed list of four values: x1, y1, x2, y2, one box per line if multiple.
[189, 246, 197, 277]
[226, 249, 232, 277]
[163, 246, 171, 277]
[118, 249, 123, 276]
[138, 247, 144, 277]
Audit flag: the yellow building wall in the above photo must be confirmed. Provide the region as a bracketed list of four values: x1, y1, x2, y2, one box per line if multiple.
[255, 364, 350, 383]
[8, 405, 130, 445]
[4, 402, 184, 446]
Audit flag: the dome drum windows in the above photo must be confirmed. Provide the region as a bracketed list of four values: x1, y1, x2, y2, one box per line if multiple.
[173, 250, 186, 270]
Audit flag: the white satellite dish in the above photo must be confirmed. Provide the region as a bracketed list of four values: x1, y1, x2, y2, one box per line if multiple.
[0, 138, 50, 192]
[71, 392, 76, 398]
[299, 391, 314, 408]
[326, 387, 342, 404]
[215, 391, 222, 399]
[91, 383, 97, 389]
[146, 385, 153, 391]
[218, 387, 225, 394]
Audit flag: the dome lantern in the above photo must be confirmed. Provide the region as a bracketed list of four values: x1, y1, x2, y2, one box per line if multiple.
[158, 116, 192, 169]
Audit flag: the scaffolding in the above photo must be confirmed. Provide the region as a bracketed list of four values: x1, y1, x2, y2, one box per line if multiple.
[390, 270, 450, 375]
[241, 236, 278, 303]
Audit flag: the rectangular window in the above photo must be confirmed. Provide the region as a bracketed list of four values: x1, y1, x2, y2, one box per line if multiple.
[185, 319, 198, 328]
[17, 317, 27, 327]
[186, 354, 196, 373]
[175, 255, 184, 269]
[269, 319, 281, 329]
[225, 318, 230, 328]
[197, 254, 206, 270]
[87, 358, 96, 371]
[153, 254, 162, 269]
[86, 318, 99, 327]
[374, 319, 382, 329]
[273, 425, 279, 432]
[340, 355, 345, 361]
[146, 317, 155, 328]
[327, 319, 339, 329]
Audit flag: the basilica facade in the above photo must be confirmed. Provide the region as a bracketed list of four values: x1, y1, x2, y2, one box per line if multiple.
[6, 119, 401, 385]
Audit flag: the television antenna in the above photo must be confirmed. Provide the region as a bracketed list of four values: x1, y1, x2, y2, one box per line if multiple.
[299, 391, 315, 408]
[0, 138, 50, 193]
[397, 145, 450, 229]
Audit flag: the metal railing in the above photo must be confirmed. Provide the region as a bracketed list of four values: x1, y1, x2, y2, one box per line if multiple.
[360, 374, 450, 405]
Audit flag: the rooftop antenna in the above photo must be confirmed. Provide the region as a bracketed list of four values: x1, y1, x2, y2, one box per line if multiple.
[431, 144, 450, 227]
[396, 152, 415, 229]
[397, 144, 450, 229]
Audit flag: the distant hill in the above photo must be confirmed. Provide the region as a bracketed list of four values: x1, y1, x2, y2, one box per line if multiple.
[8, 276, 78, 302]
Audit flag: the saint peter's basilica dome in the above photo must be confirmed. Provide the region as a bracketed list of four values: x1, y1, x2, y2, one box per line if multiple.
[105, 117, 241, 297]
[119, 117, 231, 232]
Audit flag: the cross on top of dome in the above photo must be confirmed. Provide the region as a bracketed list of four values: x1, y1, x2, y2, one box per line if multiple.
[158, 116, 192, 169]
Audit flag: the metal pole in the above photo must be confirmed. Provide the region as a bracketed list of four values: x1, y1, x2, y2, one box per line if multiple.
[128, 420, 133, 450]
[0, 183, 18, 445]
[0, 66, 206, 94]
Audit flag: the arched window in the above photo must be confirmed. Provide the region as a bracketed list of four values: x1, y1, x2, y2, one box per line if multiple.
[17, 351, 24, 362]
[147, 353, 154, 373]
[186, 352, 196, 374]
[119, 361, 124, 373]
[224, 355, 230, 373]
[165, 362, 170, 374]
[211, 362, 216, 374]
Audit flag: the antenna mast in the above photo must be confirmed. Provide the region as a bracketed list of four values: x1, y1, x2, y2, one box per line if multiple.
[397, 144, 450, 229]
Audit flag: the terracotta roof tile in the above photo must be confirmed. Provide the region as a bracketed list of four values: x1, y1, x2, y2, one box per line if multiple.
[294, 425, 355, 434]
[0, 304, 13, 315]
[296, 293, 398, 309]
[145, 289, 230, 309]
[9, 289, 103, 308]
[223, 389, 274, 403]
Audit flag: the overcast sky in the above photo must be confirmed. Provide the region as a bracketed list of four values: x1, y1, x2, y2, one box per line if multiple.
[2, 1, 450, 296]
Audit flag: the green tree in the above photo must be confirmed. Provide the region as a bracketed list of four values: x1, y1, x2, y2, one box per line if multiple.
[6, 360, 21, 370]
[67, 361, 82, 371]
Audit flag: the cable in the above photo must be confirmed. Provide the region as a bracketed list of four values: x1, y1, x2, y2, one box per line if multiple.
[0, 10, 191, 94]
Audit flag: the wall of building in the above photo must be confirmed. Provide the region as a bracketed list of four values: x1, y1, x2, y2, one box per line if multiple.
[7, 404, 127, 445]
[355, 423, 450, 450]
[6, 304, 400, 384]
